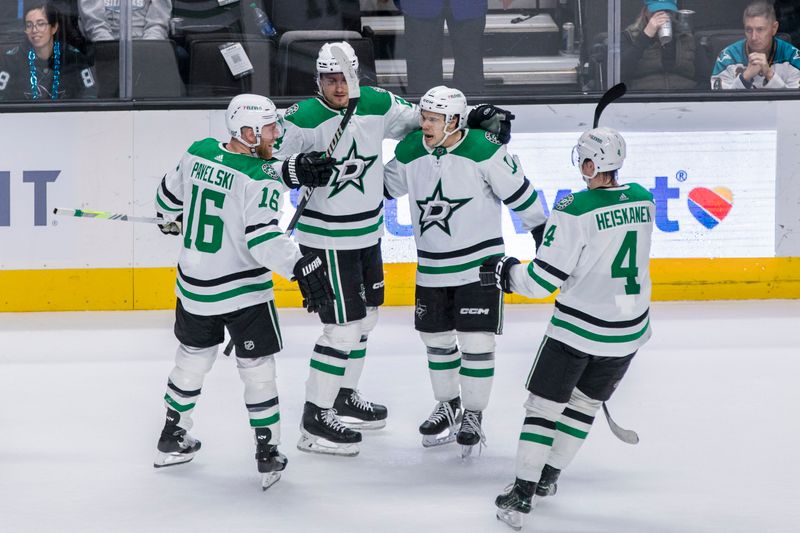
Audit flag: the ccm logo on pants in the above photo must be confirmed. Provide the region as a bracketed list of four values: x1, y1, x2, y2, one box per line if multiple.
[460, 308, 490, 315]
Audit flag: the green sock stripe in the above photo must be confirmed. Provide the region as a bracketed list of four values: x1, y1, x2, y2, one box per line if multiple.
[310, 359, 346, 376]
[429, 358, 461, 371]
[556, 421, 589, 439]
[459, 367, 495, 378]
[164, 393, 195, 413]
[519, 432, 554, 446]
[349, 348, 367, 359]
[250, 412, 280, 427]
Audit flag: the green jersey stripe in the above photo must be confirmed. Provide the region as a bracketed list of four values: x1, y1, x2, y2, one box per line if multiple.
[176, 278, 273, 303]
[556, 421, 589, 439]
[418, 254, 502, 274]
[164, 393, 195, 412]
[550, 317, 650, 343]
[250, 412, 281, 427]
[428, 359, 461, 371]
[519, 432, 554, 446]
[156, 193, 182, 213]
[310, 359, 346, 376]
[247, 231, 282, 249]
[296, 216, 384, 237]
[512, 190, 539, 212]
[460, 367, 495, 378]
[349, 348, 367, 359]
[527, 262, 558, 293]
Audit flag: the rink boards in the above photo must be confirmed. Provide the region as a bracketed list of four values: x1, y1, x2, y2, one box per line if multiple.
[1, 102, 799, 311]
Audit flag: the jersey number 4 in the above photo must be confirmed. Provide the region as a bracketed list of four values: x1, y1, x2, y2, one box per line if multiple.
[183, 184, 225, 253]
[611, 231, 641, 295]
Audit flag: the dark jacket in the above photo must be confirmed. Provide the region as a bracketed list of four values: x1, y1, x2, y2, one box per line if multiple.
[394, 0, 488, 21]
[0, 43, 98, 101]
[621, 20, 696, 91]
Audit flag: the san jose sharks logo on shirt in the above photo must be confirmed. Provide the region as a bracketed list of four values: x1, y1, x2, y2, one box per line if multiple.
[416, 179, 471, 235]
[328, 140, 378, 198]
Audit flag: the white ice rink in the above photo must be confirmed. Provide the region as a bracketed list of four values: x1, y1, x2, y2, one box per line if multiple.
[2, 300, 799, 533]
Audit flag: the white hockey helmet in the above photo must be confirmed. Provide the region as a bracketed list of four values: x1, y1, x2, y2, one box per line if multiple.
[419, 85, 468, 130]
[316, 41, 359, 74]
[572, 127, 627, 183]
[225, 94, 279, 151]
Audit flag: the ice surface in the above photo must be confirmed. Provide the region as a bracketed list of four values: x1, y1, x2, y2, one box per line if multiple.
[1, 301, 799, 533]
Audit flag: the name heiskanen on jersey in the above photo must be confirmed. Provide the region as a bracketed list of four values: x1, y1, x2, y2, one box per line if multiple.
[595, 204, 652, 230]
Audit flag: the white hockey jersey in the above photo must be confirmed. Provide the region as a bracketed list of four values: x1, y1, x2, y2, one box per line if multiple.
[274, 86, 419, 250]
[384, 129, 546, 287]
[155, 138, 302, 316]
[509, 183, 654, 357]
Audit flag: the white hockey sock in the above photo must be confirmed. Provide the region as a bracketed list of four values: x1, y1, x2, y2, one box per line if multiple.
[515, 393, 565, 482]
[164, 344, 216, 431]
[548, 388, 601, 470]
[458, 332, 495, 411]
[238, 356, 281, 445]
[420, 331, 460, 401]
[306, 322, 360, 408]
[342, 307, 377, 390]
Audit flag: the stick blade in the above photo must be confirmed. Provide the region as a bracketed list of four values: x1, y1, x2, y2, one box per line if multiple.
[330, 44, 360, 100]
[593, 83, 627, 128]
[603, 403, 639, 445]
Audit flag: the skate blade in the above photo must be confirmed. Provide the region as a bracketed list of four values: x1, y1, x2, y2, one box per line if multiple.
[296, 434, 359, 457]
[261, 472, 281, 491]
[339, 417, 387, 430]
[153, 451, 196, 468]
[496, 508, 523, 531]
[421, 432, 457, 448]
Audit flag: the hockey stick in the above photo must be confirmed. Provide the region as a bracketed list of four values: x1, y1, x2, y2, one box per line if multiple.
[223, 45, 360, 358]
[593, 82, 627, 128]
[283, 44, 361, 237]
[53, 207, 163, 225]
[602, 402, 639, 445]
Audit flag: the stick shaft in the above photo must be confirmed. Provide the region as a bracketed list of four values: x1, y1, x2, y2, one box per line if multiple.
[53, 207, 162, 225]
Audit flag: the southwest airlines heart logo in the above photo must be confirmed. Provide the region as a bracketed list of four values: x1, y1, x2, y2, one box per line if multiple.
[687, 187, 733, 229]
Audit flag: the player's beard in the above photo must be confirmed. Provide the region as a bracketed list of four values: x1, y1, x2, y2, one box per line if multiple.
[255, 143, 273, 160]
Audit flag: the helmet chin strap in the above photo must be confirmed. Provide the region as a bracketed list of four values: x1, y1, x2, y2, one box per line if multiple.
[432, 120, 460, 148]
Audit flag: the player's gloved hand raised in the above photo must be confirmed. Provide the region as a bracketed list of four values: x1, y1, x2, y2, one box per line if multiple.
[156, 213, 182, 236]
[282, 151, 335, 189]
[293, 252, 334, 313]
[479, 255, 520, 294]
[467, 104, 515, 144]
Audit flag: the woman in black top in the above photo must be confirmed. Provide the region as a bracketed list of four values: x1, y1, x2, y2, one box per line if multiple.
[0, 1, 97, 101]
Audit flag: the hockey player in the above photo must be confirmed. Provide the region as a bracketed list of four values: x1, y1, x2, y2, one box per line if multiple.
[480, 127, 654, 530]
[383, 86, 546, 458]
[275, 42, 515, 456]
[153, 94, 335, 490]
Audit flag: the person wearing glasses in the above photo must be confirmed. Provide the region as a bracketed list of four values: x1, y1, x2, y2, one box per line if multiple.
[0, 2, 97, 101]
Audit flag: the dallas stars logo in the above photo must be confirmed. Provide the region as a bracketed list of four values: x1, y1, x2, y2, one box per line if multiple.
[416, 180, 471, 235]
[328, 140, 377, 198]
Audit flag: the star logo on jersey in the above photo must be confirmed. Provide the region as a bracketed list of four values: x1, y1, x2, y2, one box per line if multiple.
[416, 179, 471, 235]
[327, 140, 378, 198]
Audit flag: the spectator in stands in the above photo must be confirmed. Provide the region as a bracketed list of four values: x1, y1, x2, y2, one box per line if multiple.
[79, 0, 171, 41]
[711, 1, 800, 90]
[0, 1, 97, 100]
[775, 0, 800, 48]
[621, 0, 696, 90]
[395, 0, 513, 95]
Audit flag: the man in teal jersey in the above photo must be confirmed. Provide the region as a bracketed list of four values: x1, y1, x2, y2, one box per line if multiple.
[152, 94, 334, 490]
[482, 127, 654, 530]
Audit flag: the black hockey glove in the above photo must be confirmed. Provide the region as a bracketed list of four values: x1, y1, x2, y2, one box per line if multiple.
[293, 252, 334, 313]
[479, 255, 521, 294]
[531, 223, 545, 252]
[467, 104, 515, 144]
[282, 151, 334, 189]
[156, 213, 182, 236]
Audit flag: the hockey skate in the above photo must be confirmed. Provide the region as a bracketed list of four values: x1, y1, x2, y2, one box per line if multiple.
[297, 402, 361, 457]
[255, 428, 287, 491]
[154, 409, 201, 468]
[535, 464, 561, 497]
[333, 388, 388, 430]
[495, 478, 535, 531]
[456, 409, 486, 459]
[419, 397, 462, 448]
